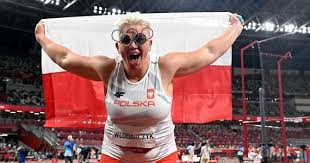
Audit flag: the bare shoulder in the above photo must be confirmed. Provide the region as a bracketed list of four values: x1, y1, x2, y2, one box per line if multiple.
[158, 52, 183, 83]
[158, 52, 187, 75]
[158, 53, 180, 96]
[158, 53, 174, 75]
[91, 55, 116, 84]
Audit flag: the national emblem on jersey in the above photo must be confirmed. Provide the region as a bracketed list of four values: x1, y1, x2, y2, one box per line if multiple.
[147, 89, 155, 99]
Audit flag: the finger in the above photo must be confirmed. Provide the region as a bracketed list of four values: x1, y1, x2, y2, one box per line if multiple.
[229, 13, 238, 22]
[229, 14, 234, 22]
[234, 13, 244, 25]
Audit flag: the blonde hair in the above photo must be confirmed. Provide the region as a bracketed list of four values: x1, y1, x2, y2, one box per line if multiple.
[115, 13, 151, 32]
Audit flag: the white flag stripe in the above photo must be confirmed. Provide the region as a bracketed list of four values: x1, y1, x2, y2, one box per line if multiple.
[42, 12, 231, 74]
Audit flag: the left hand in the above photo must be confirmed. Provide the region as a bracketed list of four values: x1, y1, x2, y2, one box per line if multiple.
[229, 13, 244, 26]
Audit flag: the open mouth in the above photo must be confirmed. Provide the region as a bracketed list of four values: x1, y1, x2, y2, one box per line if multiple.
[129, 52, 140, 61]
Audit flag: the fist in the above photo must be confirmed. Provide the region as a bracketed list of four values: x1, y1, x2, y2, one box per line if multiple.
[35, 21, 45, 38]
[229, 13, 244, 26]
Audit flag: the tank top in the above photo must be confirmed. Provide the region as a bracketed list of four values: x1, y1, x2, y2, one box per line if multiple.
[101, 55, 177, 162]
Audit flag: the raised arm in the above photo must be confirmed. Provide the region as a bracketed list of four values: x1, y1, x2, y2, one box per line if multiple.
[35, 21, 115, 82]
[161, 13, 243, 77]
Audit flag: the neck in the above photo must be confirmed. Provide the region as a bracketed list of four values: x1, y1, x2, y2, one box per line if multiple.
[123, 56, 150, 82]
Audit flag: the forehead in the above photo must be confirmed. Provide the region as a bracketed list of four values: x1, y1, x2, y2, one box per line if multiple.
[122, 24, 147, 33]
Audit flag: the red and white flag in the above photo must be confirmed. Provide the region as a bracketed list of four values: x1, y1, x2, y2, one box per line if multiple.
[41, 12, 232, 128]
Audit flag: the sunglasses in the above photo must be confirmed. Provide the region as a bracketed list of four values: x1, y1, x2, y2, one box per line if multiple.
[112, 27, 153, 47]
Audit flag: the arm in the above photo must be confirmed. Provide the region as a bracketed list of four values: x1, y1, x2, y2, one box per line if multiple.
[161, 13, 243, 77]
[35, 22, 115, 82]
[199, 147, 204, 156]
[73, 143, 77, 152]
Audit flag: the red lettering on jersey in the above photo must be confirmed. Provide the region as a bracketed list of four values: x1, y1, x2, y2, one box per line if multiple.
[114, 100, 155, 107]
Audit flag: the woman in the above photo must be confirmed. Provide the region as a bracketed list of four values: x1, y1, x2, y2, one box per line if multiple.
[35, 13, 243, 162]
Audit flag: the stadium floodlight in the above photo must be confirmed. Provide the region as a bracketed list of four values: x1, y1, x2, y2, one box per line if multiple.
[93, 6, 97, 13]
[98, 6, 102, 14]
[117, 9, 122, 14]
[251, 22, 257, 30]
[41, 0, 61, 6]
[285, 24, 295, 32]
[299, 26, 307, 33]
[245, 22, 251, 30]
[245, 22, 252, 29]
[44, 0, 52, 4]
[93, 5, 104, 14]
[243, 18, 310, 34]
[293, 28, 299, 33]
[264, 22, 275, 31]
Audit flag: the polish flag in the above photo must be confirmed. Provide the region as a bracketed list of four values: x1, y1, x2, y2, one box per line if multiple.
[41, 12, 232, 128]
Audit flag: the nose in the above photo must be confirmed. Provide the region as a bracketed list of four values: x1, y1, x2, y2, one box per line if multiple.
[129, 40, 138, 48]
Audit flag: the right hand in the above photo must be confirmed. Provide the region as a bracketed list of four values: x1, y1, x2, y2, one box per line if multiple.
[35, 21, 45, 42]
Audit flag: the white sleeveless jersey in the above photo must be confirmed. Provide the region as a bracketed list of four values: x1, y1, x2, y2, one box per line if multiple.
[101, 56, 177, 162]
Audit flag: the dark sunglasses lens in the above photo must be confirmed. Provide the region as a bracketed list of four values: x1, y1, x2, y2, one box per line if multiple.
[120, 34, 132, 46]
[135, 33, 147, 45]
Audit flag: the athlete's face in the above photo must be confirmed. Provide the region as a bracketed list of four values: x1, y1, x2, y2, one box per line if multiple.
[115, 25, 152, 68]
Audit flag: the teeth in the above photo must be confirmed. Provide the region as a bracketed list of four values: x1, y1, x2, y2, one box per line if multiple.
[131, 52, 139, 55]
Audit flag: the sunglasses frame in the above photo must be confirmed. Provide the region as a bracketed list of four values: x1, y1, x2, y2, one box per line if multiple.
[111, 27, 154, 47]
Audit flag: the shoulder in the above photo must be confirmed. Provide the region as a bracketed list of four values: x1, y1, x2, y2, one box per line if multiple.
[159, 52, 181, 65]
[98, 57, 117, 84]
[158, 52, 181, 73]
[96, 56, 116, 70]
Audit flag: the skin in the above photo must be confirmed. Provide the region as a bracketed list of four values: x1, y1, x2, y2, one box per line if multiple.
[115, 24, 153, 83]
[35, 14, 243, 97]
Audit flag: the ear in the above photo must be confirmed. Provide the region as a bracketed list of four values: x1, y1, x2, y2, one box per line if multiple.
[115, 42, 120, 53]
[148, 39, 153, 51]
